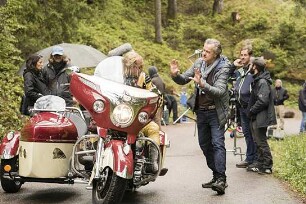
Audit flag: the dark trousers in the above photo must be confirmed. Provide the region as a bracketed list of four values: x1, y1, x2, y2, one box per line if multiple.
[250, 120, 273, 169]
[168, 100, 178, 121]
[196, 109, 226, 179]
[239, 107, 257, 163]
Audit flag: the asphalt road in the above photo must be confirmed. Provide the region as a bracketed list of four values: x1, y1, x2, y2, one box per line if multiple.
[0, 118, 303, 204]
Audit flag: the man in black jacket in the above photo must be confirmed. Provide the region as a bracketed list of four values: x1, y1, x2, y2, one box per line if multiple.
[271, 79, 289, 130]
[42, 46, 74, 106]
[247, 57, 276, 174]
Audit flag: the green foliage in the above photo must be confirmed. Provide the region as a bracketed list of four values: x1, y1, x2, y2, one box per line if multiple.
[13, 0, 92, 58]
[0, 0, 93, 138]
[269, 134, 306, 197]
[0, 1, 24, 137]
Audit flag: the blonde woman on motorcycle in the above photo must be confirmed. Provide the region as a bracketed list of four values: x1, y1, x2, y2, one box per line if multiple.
[122, 51, 161, 173]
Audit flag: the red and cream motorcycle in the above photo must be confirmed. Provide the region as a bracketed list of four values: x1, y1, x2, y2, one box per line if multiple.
[0, 56, 169, 203]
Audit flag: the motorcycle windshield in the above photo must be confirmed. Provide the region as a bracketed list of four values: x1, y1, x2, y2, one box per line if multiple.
[94, 56, 124, 84]
[33, 95, 66, 111]
[79, 74, 158, 100]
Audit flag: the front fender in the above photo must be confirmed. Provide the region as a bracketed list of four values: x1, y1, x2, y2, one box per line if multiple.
[0, 131, 20, 159]
[101, 140, 133, 179]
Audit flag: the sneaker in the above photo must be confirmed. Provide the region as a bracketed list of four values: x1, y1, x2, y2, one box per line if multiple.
[211, 177, 227, 195]
[202, 178, 216, 188]
[236, 160, 249, 168]
[258, 168, 272, 175]
[202, 178, 228, 188]
[246, 163, 259, 172]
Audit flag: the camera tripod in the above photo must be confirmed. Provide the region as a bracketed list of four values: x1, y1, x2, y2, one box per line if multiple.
[226, 91, 245, 161]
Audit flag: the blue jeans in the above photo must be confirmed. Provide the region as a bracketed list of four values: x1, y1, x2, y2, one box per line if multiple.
[239, 107, 257, 163]
[300, 112, 306, 132]
[196, 109, 226, 179]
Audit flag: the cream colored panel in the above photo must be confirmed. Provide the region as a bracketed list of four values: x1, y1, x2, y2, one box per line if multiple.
[19, 141, 74, 178]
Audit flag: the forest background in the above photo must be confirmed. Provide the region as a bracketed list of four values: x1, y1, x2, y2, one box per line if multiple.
[0, 0, 305, 137]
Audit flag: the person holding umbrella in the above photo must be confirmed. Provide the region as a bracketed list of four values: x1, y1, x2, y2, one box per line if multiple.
[42, 46, 74, 106]
[22, 54, 51, 115]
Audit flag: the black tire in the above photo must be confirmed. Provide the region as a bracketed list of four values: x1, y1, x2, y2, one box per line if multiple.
[1, 157, 22, 193]
[92, 167, 127, 204]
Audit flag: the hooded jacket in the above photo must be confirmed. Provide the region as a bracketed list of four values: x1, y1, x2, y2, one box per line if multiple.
[42, 61, 73, 106]
[172, 56, 231, 128]
[148, 66, 165, 95]
[247, 70, 277, 128]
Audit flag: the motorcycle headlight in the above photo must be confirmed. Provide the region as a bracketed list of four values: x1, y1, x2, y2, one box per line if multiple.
[111, 104, 134, 127]
[93, 100, 105, 113]
[138, 112, 149, 124]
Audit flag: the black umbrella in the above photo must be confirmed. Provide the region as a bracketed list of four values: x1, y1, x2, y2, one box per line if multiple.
[18, 43, 107, 75]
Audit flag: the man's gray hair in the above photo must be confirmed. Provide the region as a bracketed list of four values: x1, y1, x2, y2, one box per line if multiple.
[275, 79, 282, 86]
[205, 38, 222, 57]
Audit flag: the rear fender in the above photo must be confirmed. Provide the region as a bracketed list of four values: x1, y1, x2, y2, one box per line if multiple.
[159, 131, 170, 169]
[100, 140, 133, 179]
[159, 130, 170, 147]
[0, 131, 20, 159]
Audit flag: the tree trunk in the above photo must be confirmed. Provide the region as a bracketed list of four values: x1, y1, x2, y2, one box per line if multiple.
[231, 12, 241, 25]
[155, 0, 163, 43]
[0, 0, 7, 6]
[167, 0, 177, 20]
[212, 0, 223, 16]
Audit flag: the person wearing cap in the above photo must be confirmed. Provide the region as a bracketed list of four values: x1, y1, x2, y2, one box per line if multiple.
[170, 38, 231, 195]
[231, 46, 257, 169]
[148, 66, 166, 129]
[271, 79, 289, 130]
[42, 46, 74, 106]
[246, 57, 276, 174]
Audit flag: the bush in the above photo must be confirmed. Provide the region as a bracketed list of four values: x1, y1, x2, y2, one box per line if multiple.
[269, 134, 306, 197]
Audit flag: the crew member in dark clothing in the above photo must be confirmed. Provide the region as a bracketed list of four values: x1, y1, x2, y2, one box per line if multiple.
[164, 93, 178, 123]
[247, 57, 276, 174]
[23, 54, 51, 115]
[148, 66, 166, 129]
[298, 82, 306, 133]
[42, 46, 74, 106]
[271, 79, 289, 130]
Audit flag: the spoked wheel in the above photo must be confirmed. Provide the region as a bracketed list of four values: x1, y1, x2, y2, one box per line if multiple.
[92, 167, 127, 204]
[0, 156, 22, 193]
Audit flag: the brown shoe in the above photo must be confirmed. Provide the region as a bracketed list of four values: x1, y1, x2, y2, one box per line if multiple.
[236, 160, 249, 168]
